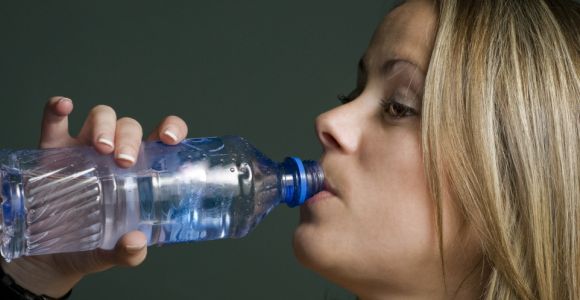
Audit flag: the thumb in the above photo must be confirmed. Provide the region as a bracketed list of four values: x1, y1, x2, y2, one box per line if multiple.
[110, 231, 149, 268]
[39, 97, 75, 148]
[61, 231, 148, 275]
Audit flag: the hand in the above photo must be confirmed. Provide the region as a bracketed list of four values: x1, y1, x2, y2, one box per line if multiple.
[1, 97, 188, 298]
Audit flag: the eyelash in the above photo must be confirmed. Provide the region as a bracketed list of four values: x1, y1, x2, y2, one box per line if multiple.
[337, 93, 418, 119]
[380, 98, 418, 119]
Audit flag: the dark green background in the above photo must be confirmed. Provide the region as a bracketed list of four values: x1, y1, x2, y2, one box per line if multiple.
[0, 1, 395, 299]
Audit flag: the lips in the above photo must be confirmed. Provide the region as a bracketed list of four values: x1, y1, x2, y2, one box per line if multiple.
[323, 179, 339, 197]
[305, 190, 335, 205]
[305, 179, 338, 205]
[304, 158, 340, 205]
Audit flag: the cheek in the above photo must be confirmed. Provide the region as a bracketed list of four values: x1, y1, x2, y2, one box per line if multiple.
[294, 128, 443, 283]
[354, 131, 438, 259]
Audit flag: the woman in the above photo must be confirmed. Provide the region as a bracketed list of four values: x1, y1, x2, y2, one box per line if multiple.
[2, 0, 579, 299]
[293, 0, 578, 298]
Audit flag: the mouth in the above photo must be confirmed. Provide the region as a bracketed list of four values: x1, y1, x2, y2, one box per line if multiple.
[323, 179, 339, 196]
[305, 179, 338, 205]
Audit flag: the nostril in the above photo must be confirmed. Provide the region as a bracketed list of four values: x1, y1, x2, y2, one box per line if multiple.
[321, 132, 341, 150]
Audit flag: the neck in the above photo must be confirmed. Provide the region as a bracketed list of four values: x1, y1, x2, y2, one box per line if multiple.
[357, 284, 482, 300]
[353, 262, 489, 300]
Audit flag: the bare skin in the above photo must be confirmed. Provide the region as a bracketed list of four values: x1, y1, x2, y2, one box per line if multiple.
[2, 1, 490, 298]
[293, 1, 486, 299]
[1, 97, 188, 298]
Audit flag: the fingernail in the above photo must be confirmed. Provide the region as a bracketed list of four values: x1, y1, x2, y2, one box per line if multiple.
[117, 148, 136, 163]
[58, 97, 72, 104]
[163, 129, 178, 142]
[97, 135, 114, 149]
[125, 242, 146, 253]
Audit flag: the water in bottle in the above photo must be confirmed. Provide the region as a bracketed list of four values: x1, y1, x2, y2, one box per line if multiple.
[0, 136, 324, 261]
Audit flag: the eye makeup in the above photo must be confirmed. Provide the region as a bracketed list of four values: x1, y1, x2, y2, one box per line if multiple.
[338, 57, 425, 114]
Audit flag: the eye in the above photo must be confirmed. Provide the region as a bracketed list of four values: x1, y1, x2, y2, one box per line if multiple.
[381, 99, 418, 119]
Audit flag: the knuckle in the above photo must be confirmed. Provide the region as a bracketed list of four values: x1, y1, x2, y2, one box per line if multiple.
[118, 117, 143, 132]
[163, 115, 187, 130]
[164, 115, 180, 122]
[47, 96, 63, 104]
[90, 105, 115, 117]
[44, 96, 66, 110]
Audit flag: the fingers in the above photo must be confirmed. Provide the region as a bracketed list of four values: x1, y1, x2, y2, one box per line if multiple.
[89, 231, 148, 270]
[112, 231, 148, 267]
[76, 107, 143, 167]
[40, 100, 184, 169]
[77, 105, 118, 154]
[39, 97, 75, 149]
[54, 231, 148, 276]
[147, 115, 188, 145]
[114, 117, 143, 168]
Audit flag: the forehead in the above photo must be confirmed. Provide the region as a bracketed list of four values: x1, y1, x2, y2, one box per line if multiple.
[365, 0, 437, 74]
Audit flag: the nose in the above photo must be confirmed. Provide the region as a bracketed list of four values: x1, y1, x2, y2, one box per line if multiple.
[315, 102, 362, 154]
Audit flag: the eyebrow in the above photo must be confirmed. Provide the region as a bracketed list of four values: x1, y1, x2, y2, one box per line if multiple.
[356, 56, 426, 96]
[357, 57, 424, 78]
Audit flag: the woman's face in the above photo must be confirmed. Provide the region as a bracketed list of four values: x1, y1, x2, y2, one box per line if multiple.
[293, 0, 483, 298]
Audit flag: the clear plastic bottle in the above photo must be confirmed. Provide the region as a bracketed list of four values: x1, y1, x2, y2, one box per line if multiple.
[0, 136, 324, 261]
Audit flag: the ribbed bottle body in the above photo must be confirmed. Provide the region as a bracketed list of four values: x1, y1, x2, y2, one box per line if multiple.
[0, 147, 107, 260]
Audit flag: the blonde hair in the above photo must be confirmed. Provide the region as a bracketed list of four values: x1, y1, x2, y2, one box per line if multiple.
[422, 0, 580, 299]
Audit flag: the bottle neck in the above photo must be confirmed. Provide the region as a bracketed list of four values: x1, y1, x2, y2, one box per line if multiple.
[280, 157, 324, 207]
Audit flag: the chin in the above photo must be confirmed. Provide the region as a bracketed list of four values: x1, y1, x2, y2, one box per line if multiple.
[293, 225, 371, 296]
[292, 222, 346, 280]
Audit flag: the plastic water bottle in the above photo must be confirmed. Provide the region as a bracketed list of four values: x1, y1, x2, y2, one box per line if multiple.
[0, 136, 324, 261]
